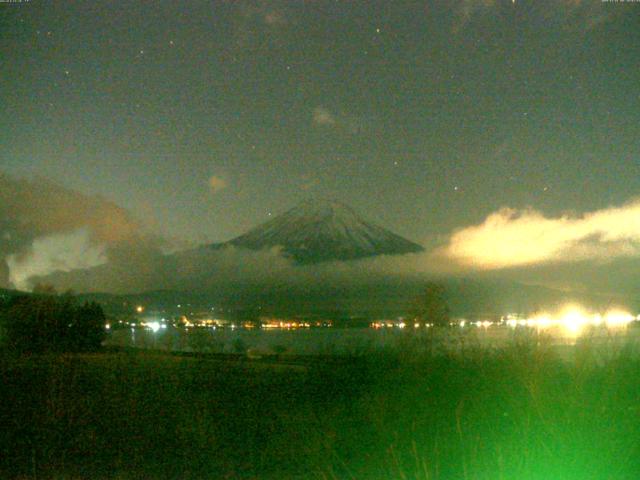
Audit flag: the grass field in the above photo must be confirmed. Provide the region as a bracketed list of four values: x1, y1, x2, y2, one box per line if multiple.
[1, 335, 640, 479]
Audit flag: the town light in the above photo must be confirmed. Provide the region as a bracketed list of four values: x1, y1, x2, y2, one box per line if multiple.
[146, 321, 161, 333]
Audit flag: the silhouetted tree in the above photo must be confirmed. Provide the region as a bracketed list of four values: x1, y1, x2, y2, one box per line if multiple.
[413, 282, 450, 327]
[0, 294, 107, 352]
[69, 301, 107, 351]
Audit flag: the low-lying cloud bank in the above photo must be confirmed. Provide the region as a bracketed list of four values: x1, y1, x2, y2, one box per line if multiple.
[0, 172, 445, 294]
[7, 169, 640, 300]
[0, 172, 164, 290]
[6, 229, 107, 290]
[34, 244, 440, 295]
[442, 200, 640, 269]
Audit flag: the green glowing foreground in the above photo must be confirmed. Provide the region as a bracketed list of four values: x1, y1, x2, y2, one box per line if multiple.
[1, 335, 639, 479]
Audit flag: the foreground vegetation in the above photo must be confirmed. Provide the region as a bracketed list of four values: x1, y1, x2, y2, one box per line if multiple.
[1, 336, 639, 479]
[0, 291, 106, 353]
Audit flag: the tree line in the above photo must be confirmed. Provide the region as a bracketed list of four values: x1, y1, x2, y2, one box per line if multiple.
[0, 287, 106, 353]
[412, 281, 451, 326]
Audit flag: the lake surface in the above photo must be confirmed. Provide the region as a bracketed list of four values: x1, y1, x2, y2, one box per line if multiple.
[106, 324, 640, 359]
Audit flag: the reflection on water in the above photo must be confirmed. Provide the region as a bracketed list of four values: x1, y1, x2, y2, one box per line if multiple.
[504, 305, 637, 339]
[106, 322, 640, 357]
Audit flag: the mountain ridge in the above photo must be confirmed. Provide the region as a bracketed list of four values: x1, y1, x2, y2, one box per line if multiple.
[209, 198, 424, 264]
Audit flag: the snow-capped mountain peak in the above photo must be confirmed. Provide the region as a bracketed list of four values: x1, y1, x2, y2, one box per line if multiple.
[213, 198, 424, 264]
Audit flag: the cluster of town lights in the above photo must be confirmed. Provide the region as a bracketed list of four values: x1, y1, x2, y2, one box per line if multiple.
[262, 321, 312, 329]
[503, 305, 637, 336]
[371, 321, 434, 329]
[369, 305, 637, 337]
[116, 304, 636, 337]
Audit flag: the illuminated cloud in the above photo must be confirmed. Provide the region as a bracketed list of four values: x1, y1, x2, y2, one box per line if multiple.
[312, 107, 369, 134]
[208, 175, 228, 194]
[241, 2, 289, 27]
[442, 200, 640, 269]
[0, 172, 163, 290]
[7, 229, 106, 291]
[229, 2, 292, 54]
[264, 10, 287, 26]
[312, 107, 336, 127]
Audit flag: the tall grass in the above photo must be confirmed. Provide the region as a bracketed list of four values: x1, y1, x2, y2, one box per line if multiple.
[0, 333, 639, 479]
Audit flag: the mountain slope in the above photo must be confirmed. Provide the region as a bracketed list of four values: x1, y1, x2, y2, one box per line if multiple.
[211, 199, 424, 263]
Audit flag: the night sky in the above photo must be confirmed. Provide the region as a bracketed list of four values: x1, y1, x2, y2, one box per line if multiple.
[2, 1, 640, 292]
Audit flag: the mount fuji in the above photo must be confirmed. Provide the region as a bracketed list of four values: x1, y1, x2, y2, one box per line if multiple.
[209, 199, 424, 264]
[32, 199, 426, 295]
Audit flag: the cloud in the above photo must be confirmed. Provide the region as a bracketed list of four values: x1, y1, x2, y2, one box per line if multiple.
[208, 175, 228, 194]
[312, 106, 369, 134]
[0, 171, 433, 294]
[312, 107, 337, 127]
[441, 200, 640, 269]
[34, 234, 444, 294]
[0, 172, 164, 291]
[227, 1, 292, 55]
[263, 10, 287, 26]
[7, 229, 107, 291]
[240, 2, 289, 27]
[451, 0, 616, 34]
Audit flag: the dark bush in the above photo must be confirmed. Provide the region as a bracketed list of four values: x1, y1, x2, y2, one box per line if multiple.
[0, 293, 106, 353]
[412, 281, 451, 326]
